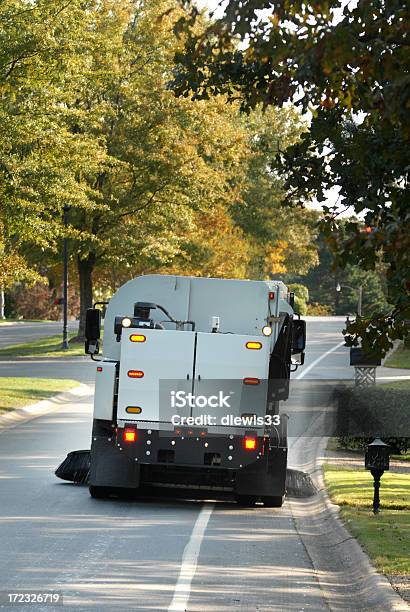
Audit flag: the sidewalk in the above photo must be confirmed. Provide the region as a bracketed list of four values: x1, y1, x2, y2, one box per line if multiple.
[326, 448, 410, 474]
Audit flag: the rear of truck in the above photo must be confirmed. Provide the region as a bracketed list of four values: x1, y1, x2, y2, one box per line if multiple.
[88, 275, 301, 506]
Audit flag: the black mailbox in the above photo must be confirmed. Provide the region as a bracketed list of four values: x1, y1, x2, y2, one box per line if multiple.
[350, 347, 381, 367]
[365, 438, 390, 472]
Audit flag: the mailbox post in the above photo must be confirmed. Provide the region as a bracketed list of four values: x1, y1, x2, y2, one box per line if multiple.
[365, 438, 390, 514]
[350, 347, 381, 386]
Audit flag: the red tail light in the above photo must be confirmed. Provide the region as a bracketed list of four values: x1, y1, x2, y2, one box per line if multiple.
[243, 377, 260, 385]
[244, 436, 257, 451]
[123, 427, 137, 443]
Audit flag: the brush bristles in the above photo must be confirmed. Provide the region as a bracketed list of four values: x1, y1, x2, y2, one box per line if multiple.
[55, 450, 91, 484]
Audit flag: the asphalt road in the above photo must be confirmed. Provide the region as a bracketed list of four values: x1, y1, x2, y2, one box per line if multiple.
[0, 321, 95, 383]
[0, 321, 79, 349]
[0, 318, 376, 611]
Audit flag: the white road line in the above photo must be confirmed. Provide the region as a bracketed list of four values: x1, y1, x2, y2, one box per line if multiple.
[168, 503, 214, 612]
[295, 340, 346, 380]
[378, 375, 410, 380]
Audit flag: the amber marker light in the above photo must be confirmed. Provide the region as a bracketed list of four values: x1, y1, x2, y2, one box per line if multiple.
[128, 370, 144, 378]
[246, 341, 262, 350]
[126, 406, 142, 414]
[130, 334, 146, 343]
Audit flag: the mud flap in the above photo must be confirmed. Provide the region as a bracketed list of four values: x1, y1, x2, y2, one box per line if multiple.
[235, 447, 287, 497]
[89, 437, 140, 489]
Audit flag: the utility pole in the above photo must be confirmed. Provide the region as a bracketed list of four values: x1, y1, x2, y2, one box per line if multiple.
[0, 289, 4, 319]
[62, 205, 70, 350]
[336, 283, 363, 317]
[357, 286, 363, 317]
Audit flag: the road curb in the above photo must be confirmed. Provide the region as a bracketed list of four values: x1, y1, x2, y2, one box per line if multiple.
[0, 383, 93, 432]
[314, 438, 409, 611]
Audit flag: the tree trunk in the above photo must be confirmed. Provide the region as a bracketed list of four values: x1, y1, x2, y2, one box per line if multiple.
[76, 253, 96, 341]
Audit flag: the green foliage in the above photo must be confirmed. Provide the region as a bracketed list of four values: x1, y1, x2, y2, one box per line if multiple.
[337, 436, 408, 456]
[174, 0, 410, 357]
[0, 0, 318, 330]
[306, 302, 332, 316]
[285, 226, 390, 316]
[231, 106, 319, 278]
[336, 382, 410, 454]
[288, 283, 309, 315]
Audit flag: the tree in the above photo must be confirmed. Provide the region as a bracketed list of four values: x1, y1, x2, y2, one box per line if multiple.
[173, 0, 410, 356]
[1, 1, 252, 336]
[0, 0, 100, 292]
[284, 229, 390, 316]
[63, 0, 256, 337]
[234, 105, 319, 279]
[1, 0, 321, 335]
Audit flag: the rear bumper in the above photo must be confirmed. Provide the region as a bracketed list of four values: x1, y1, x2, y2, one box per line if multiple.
[89, 419, 287, 497]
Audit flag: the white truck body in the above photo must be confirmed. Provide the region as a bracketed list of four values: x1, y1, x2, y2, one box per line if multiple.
[88, 274, 302, 505]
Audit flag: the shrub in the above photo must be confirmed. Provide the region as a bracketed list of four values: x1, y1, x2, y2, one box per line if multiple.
[11, 282, 79, 321]
[306, 302, 333, 316]
[288, 283, 309, 316]
[336, 384, 409, 455]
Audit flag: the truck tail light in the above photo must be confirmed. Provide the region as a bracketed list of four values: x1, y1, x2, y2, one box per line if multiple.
[123, 427, 137, 443]
[243, 377, 260, 385]
[244, 436, 257, 451]
[246, 341, 262, 350]
[128, 370, 144, 378]
[269, 291, 275, 300]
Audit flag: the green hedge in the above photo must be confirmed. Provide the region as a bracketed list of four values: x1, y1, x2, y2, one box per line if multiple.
[335, 384, 409, 454]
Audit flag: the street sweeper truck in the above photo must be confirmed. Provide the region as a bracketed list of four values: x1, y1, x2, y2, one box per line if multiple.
[60, 274, 306, 506]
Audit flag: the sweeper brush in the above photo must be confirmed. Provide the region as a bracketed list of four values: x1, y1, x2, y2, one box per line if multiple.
[55, 449, 90, 484]
[55, 449, 315, 499]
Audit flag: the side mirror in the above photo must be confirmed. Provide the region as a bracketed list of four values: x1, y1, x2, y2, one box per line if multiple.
[292, 319, 306, 353]
[291, 352, 305, 366]
[85, 308, 101, 355]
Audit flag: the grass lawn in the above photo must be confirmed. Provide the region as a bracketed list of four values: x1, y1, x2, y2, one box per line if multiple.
[324, 464, 410, 575]
[0, 333, 85, 358]
[0, 319, 54, 324]
[0, 377, 79, 413]
[384, 344, 410, 369]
